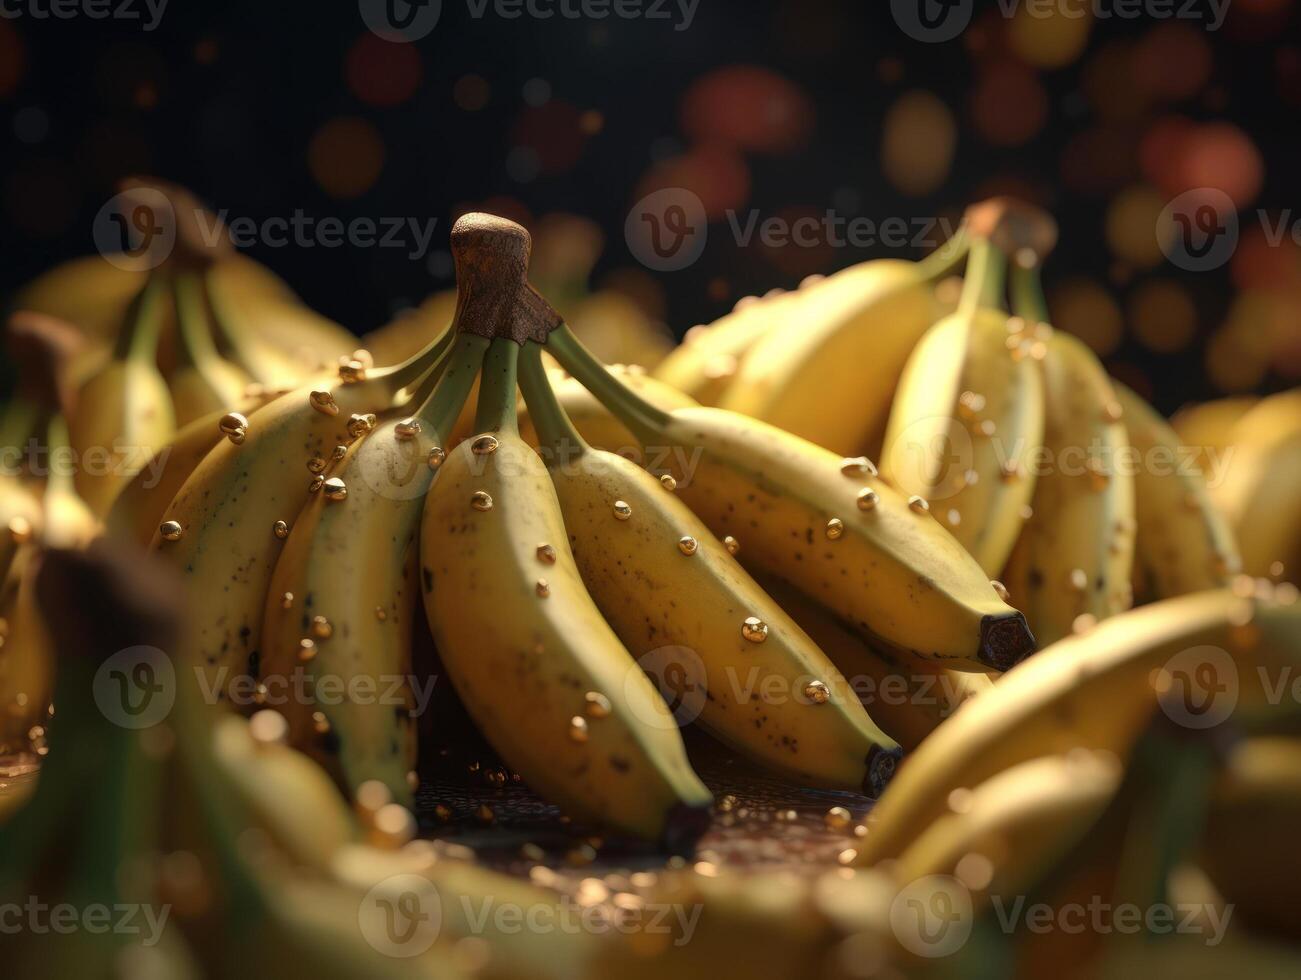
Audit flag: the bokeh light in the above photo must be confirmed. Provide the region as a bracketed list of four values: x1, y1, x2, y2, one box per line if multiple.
[1007, 1, 1093, 70]
[453, 75, 491, 111]
[1049, 277, 1124, 356]
[1105, 185, 1166, 267]
[635, 143, 751, 221]
[1231, 223, 1301, 291]
[512, 101, 588, 176]
[882, 90, 956, 197]
[0, 21, 25, 97]
[1082, 41, 1150, 122]
[1060, 127, 1138, 197]
[1131, 24, 1213, 103]
[1128, 279, 1198, 353]
[346, 34, 422, 107]
[971, 63, 1048, 147]
[680, 66, 813, 155]
[308, 117, 385, 198]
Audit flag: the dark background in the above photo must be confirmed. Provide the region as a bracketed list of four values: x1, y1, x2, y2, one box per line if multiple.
[1, 0, 1298, 411]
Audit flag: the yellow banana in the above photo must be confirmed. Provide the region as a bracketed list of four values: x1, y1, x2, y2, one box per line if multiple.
[716, 250, 958, 456]
[854, 586, 1301, 866]
[421, 336, 712, 846]
[1210, 389, 1301, 582]
[68, 275, 177, 516]
[168, 270, 253, 426]
[12, 253, 146, 344]
[754, 573, 992, 751]
[651, 287, 804, 406]
[361, 289, 457, 368]
[1172, 396, 1256, 472]
[151, 328, 449, 708]
[1002, 262, 1135, 645]
[518, 341, 902, 796]
[548, 325, 1035, 672]
[259, 333, 486, 803]
[1114, 382, 1240, 598]
[104, 388, 282, 546]
[882, 236, 1044, 576]
[889, 751, 1122, 902]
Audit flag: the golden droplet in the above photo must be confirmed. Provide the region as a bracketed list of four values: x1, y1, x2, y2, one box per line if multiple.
[1103, 400, 1124, 424]
[298, 638, 318, 663]
[569, 716, 589, 742]
[978, 419, 996, 438]
[281, 591, 294, 610]
[678, 536, 699, 556]
[584, 692, 611, 718]
[352, 349, 374, 370]
[309, 390, 339, 416]
[536, 543, 557, 564]
[723, 535, 740, 555]
[1072, 613, 1098, 635]
[1086, 459, 1111, 491]
[825, 806, 852, 830]
[804, 680, 831, 704]
[312, 711, 331, 735]
[659, 474, 677, 491]
[307, 455, 327, 474]
[475, 804, 495, 825]
[308, 476, 325, 493]
[947, 509, 962, 527]
[311, 616, 333, 640]
[428, 447, 446, 470]
[218, 412, 249, 445]
[612, 500, 632, 521]
[159, 520, 183, 542]
[433, 804, 453, 823]
[8, 516, 32, 544]
[1000, 461, 1022, 483]
[857, 488, 879, 511]
[375, 606, 388, 621]
[273, 520, 290, 539]
[741, 617, 769, 643]
[347, 413, 378, 439]
[908, 495, 930, 514]
[536, 579, 551, 598]
[249, 710, 288, 746]
[991, 580, 1012, 603]
[471, 491, 493, 512]
[332, 444, 348, 461]
[395, 417, 422, 441]
[1069, 568, 1089, 592]
[957, 391, 986, 419]
[840, 456, 878, 478]
[472, 434, 500, 455]
[323, 477, 348, 501]
[337, 357, 368, 384]
[703, 354, 737, 380]
[825, 518, 844, 540]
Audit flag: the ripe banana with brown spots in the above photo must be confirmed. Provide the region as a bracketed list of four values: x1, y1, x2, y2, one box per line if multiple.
[548, 325, 1036, 673]
[258, 334, 487, 804]
[1114, 382, 1240, 599]
[518, 340, 902, 796]
[1002, 262, 1135, 646]
[421, 336, 712, 847]
[882, 235, 1045, 577]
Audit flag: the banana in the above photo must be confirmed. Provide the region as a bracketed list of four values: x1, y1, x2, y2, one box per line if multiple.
[889, 751, 1122, 904]
[716, 248, 959, 456]
[0, 543, 51, 756]
[103, 388, 282, 546]
[258, 333, 486, 803]
[548, 325, 1036, 672]
[518, 341, 902, 796]
[151, 327, 449, 709]
[853, 586, 1301, 866]
[67, 274, 176, 516]
[753, 573, 992, 751]
[1114, 382, 1240, 598]
[361, 290, 457, 368]
[11, 253, 147, 344]
[651, 287, 805, 406]
[168, 270, 253, 426]
[1002, 262, 1135, 646]
[1172, 396, 1256, 471]
[421, 335, 712, 847]
[882, 236, 1045, 576]
[1201, 737, 1301, 940]
[1210, 389, 1301, 582]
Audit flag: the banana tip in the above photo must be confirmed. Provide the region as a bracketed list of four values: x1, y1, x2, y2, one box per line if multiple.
[659, 801, 712, 856]
[977, 613, 1037, 672]
[863, 745, 904, 800]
